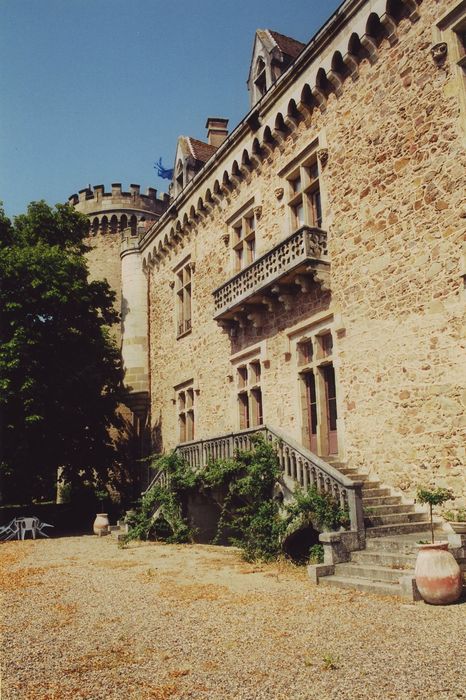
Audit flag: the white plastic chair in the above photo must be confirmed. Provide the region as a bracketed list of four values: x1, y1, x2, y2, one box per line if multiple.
[0, 519, 20, 541]
[16, 516, 53, 539]
[36, 519, 54, 537]
[17, 517, 40, 540]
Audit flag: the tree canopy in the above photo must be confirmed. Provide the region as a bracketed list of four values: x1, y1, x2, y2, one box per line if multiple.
[0, 201, 124, 503]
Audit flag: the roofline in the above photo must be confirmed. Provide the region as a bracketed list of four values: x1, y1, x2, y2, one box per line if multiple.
[139, 0, 367, 250]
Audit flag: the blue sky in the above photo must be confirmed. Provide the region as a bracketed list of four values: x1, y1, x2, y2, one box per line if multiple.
[0, 0, 342, 219]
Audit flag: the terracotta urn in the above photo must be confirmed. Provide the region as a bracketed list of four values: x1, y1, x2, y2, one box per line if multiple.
[93, 513, 110, 536]
[415, 542, 463, 605]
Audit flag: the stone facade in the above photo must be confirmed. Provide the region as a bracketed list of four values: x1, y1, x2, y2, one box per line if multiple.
[76, 0, 466, 504]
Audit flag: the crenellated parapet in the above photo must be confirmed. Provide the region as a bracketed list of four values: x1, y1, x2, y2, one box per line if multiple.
[69, 183, 170, 236]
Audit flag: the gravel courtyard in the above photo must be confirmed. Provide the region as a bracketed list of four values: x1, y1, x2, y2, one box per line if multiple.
[1, 536, 465, 700]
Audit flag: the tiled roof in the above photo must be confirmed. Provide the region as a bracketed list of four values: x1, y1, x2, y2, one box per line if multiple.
[187, 137, 218, 163]
[268, 30, 306, 59]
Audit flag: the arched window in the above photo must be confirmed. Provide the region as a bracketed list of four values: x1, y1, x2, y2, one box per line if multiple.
[130, 215, 137, 236]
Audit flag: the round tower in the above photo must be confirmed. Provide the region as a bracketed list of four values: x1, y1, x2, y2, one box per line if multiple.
[68, 183, 169, 333]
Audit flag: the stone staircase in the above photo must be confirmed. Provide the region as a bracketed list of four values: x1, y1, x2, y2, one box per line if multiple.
[316, 460, 441, 599]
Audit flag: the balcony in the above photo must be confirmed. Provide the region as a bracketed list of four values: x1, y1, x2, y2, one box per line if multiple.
[213, 226, 330, 327]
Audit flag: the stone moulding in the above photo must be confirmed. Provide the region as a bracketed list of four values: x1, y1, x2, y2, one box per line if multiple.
[212, 225, 329, 323]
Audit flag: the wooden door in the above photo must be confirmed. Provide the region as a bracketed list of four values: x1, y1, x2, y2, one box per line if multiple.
[322, 364, 338, 455]
[305, 372, 318, 453]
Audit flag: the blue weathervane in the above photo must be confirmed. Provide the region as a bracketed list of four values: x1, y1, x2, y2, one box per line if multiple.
[154, 158, 174, 180]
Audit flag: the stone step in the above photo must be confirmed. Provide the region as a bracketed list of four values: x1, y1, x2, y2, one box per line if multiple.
[319, 575, 402, 597]
[326, 461, 346, 469]
[360, 487, 391, 497]
[335, 562, 412, 583]
[351, 550, 417, 568]
[365, 522, 432, 539]
[365, 530, 443, 551]
[350, 473, 377, 483]
[365, 512, 428, 527]
[363, 503, 414, 516]
[362, 495, 403, 507]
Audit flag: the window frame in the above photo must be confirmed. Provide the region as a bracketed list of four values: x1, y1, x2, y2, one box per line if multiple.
[287, 155, 322, 232]
[297, 330, 338, 456]
[231, 209, 257, 274]
[236, 359, 263, 430]
[176, 383, 195, 443]
[435, 2, 466, 138]
[174, 258, 193, 339]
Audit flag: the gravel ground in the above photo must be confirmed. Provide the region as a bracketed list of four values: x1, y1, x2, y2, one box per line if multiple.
[1, 535, 465, 700]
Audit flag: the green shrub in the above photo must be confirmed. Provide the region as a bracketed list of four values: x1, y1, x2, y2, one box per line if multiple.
[308, 544, 324, 564]
[285, 486, 350, 532]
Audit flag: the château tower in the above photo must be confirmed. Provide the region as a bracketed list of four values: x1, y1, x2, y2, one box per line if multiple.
[68, 183, 169, 333]
[69, 183, 169, 446]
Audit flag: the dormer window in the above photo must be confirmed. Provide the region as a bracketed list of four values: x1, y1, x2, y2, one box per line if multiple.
[254, 58, 267, 98]
[247, 29, 305, 109]
[175, 159, 184, 191]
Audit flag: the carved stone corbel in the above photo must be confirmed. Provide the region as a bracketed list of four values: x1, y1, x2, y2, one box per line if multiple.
[317, 148, 329, 167]
[169, 280, 175, 289]
[233, 313, 247, 329]
[380, 13, 398, 46]
[326, 70, 343, 97]
[253, 205, 263, 219]
[261, 296, 275, 313]
[313, 267, 331, 293]
[360, 34, 379, 64]
[294, 275, 311, 293]
[187, 261, 196, 273]
[343, 53, 359, 81]
[271, 285, 294, 310]
[401, 0, 420, 22]
[274, 187, 284, 200]
[311, 86, 327, 112]
[284, 114, 299, 130]
[221, 233, 230, 245]
[247, 311, 262, 329]
[431, 42, 448, 64]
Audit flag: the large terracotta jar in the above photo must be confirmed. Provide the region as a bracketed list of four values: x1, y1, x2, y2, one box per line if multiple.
[93, 513, 110, 536]
[415, 542, 463, 605]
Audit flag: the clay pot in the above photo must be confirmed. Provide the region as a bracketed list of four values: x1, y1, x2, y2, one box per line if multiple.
[93, 513, 110, 536]
[415, 542, 462, 605]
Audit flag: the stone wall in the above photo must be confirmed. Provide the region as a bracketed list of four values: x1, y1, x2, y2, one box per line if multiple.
[142, 0, 466, 502]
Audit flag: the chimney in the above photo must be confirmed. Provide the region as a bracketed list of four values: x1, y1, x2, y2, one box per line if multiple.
[205, 117, 229, 148]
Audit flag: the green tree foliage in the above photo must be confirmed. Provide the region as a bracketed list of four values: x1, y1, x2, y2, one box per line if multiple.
[0, 201, 123, 503]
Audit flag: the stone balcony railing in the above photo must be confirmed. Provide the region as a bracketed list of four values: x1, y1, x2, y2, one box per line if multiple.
[212, 226, 330, 326]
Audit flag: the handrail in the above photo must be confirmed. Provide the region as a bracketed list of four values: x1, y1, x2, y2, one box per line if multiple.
[264, 425, 364, 533]
[147, 424, 364, 533]
[142, 468, 169, 496]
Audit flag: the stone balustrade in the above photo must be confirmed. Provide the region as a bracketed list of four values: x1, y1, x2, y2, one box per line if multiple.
[176, 424, 364, 533]
[212, 226, 329, 324]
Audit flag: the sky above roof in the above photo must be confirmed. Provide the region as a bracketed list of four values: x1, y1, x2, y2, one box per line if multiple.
[0, 0, 342, 219]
